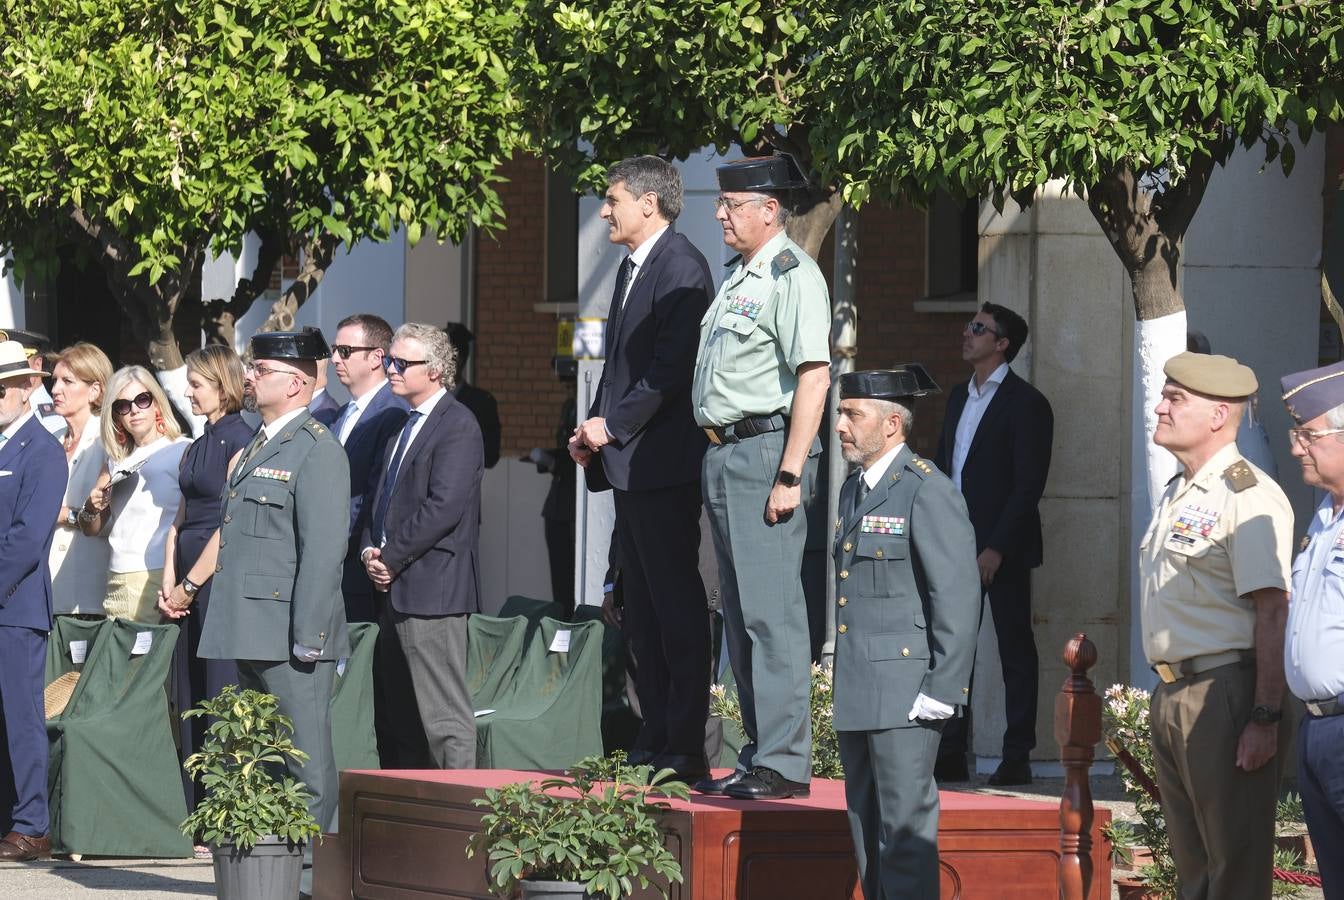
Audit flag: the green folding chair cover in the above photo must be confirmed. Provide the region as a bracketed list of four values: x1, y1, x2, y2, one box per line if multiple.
[568, 604, 640, 754]
[45, 618, 191, 857]
[498, 595, 562, 628]
[466, 614, 529, 710]
[330, 621, 380, 771]
[475, 618, 603, 769]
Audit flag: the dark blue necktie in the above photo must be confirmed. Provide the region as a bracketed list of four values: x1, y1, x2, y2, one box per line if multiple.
[371, 410, 422, 544]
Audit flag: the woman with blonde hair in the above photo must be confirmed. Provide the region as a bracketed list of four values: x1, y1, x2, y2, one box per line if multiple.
[78, 366, 189, 622]
[47, 342, 114, 615]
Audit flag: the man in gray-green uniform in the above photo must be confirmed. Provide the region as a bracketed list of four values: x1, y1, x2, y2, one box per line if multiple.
[199, 330, 350, 898]
[691, 154, 832, 800]
[832, 367, 980, 899]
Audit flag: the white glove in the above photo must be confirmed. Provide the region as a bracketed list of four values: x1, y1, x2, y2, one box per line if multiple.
[292, 643, 322, 662]
[908, 692, 955, 722]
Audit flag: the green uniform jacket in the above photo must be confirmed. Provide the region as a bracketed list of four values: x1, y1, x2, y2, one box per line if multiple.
[832, 446, 980, 731]
[199, 410, 351, 662]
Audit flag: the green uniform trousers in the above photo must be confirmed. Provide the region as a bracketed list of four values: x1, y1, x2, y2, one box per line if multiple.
[1150, 662, 1289, 900]
[839, 723, 943, 900]
[702, 429, 817, 783]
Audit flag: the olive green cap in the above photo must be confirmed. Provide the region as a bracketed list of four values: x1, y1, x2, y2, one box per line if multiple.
[1163, 351, 1257, 399]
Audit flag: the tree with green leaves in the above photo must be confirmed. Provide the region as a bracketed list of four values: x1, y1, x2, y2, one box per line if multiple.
[0, 0, 521, 368]
[808, 0, 1341, 499]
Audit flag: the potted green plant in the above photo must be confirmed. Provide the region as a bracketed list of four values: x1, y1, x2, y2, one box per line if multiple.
[711, 662, 843, 778]
[466, 753, 687, 899]
[181, 686, 321, 900]
[1102, 684, 1178, 900]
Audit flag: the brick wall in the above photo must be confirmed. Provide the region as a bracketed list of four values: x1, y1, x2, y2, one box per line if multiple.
[474, 154, 572, 454]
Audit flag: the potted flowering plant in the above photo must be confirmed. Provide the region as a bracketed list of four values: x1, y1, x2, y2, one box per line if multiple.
[1102, 684, 1177, 900]
[711, 662, 843, 779]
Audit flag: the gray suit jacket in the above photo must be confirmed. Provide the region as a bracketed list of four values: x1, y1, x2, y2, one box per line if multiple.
[832, 445, 980, 731]
[199, 410, 351, 662]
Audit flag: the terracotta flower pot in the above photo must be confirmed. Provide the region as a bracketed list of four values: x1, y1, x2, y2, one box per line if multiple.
[1276, 830, 1316, 869]
[1115, 874, 1163, 900]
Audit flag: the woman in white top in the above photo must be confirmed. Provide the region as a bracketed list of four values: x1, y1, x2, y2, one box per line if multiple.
[48, 343, 114, 615]
[79, 366, 189, 623]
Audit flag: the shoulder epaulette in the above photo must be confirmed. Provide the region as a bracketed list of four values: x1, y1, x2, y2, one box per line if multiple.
[773, 248, 799, 273]
[303, 419, 328, 438]
[906, 457, 934, 479]
[1224, 459, 1258, 492]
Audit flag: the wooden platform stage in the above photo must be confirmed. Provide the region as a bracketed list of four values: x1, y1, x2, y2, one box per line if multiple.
[314, 768, 1111, 899]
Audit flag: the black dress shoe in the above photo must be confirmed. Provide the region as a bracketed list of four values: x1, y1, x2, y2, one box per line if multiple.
[693, 769, 747, 795]
[625, 749, 656, 766]
[933, 755, 970, 783]
[650, 754, 708, 783]
[724, 766, 810, 800]
[987, 760, 1032, 786]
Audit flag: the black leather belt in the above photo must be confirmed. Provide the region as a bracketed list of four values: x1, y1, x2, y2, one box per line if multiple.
[705, 413, 788, 445]
[1304, 696, 1342, 718]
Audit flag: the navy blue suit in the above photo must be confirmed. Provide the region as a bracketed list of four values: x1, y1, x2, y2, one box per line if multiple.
[0, 416, 68, 837]
[328, 383, 410, 623]
[587, 228, 714, 768]
[933, 369, 1054, 766]
[308, 389, 340, 422]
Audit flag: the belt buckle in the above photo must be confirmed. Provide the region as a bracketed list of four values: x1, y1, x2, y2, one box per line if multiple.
[1153, 662, 1178, 685]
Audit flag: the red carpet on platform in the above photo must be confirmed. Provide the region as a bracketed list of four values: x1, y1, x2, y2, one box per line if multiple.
[314, 768, 1110, 898]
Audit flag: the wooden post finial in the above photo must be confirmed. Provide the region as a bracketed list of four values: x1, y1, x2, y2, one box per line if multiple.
[1056, 633, 1100, 900]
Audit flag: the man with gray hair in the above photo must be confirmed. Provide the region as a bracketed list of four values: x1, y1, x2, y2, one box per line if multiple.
[570, 155, 715, 781]
[363, 322, 484, 768]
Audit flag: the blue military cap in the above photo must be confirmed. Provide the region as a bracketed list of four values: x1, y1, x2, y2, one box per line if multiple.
[839, 365, 941, 402]
[1281, 360, 1344, 423]
[717, 153, 809, 192]
[251, 329, 329, 362]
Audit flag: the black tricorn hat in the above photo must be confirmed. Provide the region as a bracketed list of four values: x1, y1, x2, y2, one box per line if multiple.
[716, 153, 809, 192]
[839, 365, 941, 402]
[0, 328, 51, 354]
[251, 329, 330, 362]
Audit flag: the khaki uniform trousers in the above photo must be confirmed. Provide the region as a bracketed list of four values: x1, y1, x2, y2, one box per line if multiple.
[1150, 662, 1289, 900]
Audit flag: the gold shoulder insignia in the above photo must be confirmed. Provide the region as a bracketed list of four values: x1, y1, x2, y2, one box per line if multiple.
[773, 248, 799, 273]
[1224, 460, 1258, 493]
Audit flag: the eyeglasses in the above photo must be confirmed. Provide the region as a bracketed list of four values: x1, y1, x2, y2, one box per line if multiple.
[111, 391, 153, 417]
[966, 321, 1002, 338]
[331, 345, 378, 360]
[1289, 426, 1344, 447]
[245, 363, 299, 380]
[383, 356, 428, 375]
[714, 195, 767, 213]
[0, 384, 8, 399]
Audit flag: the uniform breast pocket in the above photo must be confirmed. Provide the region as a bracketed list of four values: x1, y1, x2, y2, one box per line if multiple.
[714, 313, 764, 372]
[853, 535, 909, 596]
[1322, 554, 1344, 614]
[241, 482, 291, 540]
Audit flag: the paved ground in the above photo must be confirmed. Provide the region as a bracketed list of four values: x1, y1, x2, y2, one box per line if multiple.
[0, 773, 1323, 898]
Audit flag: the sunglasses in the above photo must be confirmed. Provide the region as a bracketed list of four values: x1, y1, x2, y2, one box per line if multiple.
[383, 356, 428, 375]
[966, 321, 1002, 338]
[111, 391, 153, 417]
[331, 344, 377, 360]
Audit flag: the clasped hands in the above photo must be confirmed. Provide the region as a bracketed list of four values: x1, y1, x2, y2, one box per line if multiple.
[567, 417, 610, 468]
[362, 547, 395, 589]
[156, 571, 193, 620]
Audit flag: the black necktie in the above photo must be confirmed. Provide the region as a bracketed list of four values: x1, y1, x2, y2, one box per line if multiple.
[850, 477, 870, 519]
[371, 410, 423, 544]
[234, 429, 267, 479]
[607, 257, 635, 352]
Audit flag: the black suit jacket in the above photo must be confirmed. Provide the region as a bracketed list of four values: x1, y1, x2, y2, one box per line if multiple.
[336, 383, 410, 601]
[454, 381, 501, 469]
[933, 369, 1053, 569]
[363, 391, 483, 616]
[587, 228, 712, 492]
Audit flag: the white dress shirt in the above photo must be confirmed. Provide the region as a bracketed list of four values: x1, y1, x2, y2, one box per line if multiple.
[336, 380, 389, 445]
[951, 362, 1010, 490]
[261, 406, 309, 442]
[1286, 496, 1344, 703]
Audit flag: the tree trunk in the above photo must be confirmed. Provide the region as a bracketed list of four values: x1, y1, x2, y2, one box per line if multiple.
[786, 190, 844, 261]
[822, 205, 857, 667]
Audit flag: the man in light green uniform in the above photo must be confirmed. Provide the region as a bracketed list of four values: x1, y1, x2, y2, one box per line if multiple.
[691, 155, 832, 800]
[832, 367, 980, 899]
[199, 330, 350, 899]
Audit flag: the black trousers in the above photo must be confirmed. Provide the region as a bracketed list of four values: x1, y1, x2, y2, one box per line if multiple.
[613, 484, 711, 764]
[939, 563, 1038, 763]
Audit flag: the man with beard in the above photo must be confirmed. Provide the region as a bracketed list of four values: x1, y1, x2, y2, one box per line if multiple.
[831, 366, 979, 899]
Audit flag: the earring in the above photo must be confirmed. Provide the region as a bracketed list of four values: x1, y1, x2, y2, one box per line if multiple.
[114, 426, 128, 446]
[155, 408, 167, 435]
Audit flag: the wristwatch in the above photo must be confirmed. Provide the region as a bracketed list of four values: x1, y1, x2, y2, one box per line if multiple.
[65, 508, 79, 528]
[181, 577, 200, 598]
[1250, 704, 1282, 724]
[775, 470, 801, 487]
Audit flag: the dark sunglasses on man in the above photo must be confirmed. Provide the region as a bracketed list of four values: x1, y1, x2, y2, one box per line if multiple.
[966, 321, 1002, 338]
[383, 356, 428, 375]
[111, 391, 154, 417]
[331, 344, 378, 360]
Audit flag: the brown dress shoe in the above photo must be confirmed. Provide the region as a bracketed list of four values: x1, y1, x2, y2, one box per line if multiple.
[0, 831, 52, 861]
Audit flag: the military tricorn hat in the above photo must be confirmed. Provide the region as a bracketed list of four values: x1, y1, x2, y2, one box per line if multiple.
[1163, 351, 1257, 399]
[716, 153, 809, 192]
[251, 328, 330, 362]
[839, 365, 941, 402]
[1281, 360, 1344, 423]
[0, 328, 51, 356]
